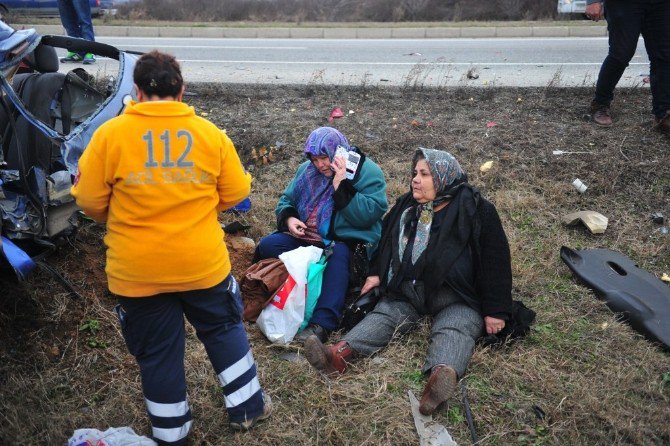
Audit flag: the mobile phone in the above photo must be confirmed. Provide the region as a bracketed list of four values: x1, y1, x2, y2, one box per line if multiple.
[335, 145, 349, 160]
[345, 151, 361, 180]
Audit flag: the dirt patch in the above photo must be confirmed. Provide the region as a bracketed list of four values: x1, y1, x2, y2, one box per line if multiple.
[1, 84, 669, 445]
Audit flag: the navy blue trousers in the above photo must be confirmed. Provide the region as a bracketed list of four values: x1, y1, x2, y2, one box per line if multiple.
[56, 0, 95, 43]
[594, 0, 670, 118]
[116, 275, 265, 445]
[255, 232, 350, 331]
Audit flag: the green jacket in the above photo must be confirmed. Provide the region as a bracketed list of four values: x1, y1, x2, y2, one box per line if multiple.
[275, 152, 388, 249]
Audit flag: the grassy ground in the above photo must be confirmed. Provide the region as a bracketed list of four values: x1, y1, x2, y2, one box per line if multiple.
[1, 83, 669, 445]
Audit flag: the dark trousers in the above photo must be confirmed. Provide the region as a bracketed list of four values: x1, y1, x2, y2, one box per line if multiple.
[57, 0, 95, 57]
[594, 0, 670, 119]
[116, 275, 265, 445]
[255, 232, 350, 331]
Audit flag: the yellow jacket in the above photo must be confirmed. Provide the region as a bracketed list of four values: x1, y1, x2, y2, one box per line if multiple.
[71, 100, 251, 297]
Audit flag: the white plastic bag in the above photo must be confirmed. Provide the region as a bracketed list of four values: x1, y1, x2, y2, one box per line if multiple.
[68, 426, 157, 446]
[257, 245, 323, 344]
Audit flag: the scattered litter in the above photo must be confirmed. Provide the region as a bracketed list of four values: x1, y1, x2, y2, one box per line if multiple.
[486, 121, 497, 128]
[275, 140, 287, 149]
[289, 108, 296, 112]
[278, 351, 302, 363]
[659, 227, 669, 235]
[68, 426, 156, 446]
[561, 247, 670, 350]
[348, 110, 355, 115]
[562, 211, 608, 234]
[222, 221, 251, 234]
[601, 322, 609, 329]
[251, 146, 275, 166]
[461, 381, 478, 443]
[408, 391, 458, 446]
[662, 274, 670, 283]
[651, 212, 664, 225]
[228, 236, 256, 252]
[328, 107, 344, 122]
[480, 161, 494, 173]
[552, 150, 592, 155]
[380, 78, 390, 82]
[572, 178, 588, 194]
[517, 97, 523, 103]
[200, 111, 209, 117]
[454, 143, 466, 152]
[405, 52, 423, 56]
[466, 68, 479, 80]
[532, 405, 546, 421]
[641, 73, 650, 84]
[365, 131, 381, 140]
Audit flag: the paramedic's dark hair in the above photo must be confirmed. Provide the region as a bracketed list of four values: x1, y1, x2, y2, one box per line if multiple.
[133, 50, 183, 99]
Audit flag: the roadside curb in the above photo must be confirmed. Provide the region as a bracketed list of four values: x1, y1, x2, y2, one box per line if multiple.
[24, 24, 607, 39]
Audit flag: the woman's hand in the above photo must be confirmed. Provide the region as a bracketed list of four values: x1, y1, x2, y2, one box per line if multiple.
[331, 155, 347, 190]
[287, 217, 307, 237]
[360, 276, 380, 295]
[484, 316, 506, 335]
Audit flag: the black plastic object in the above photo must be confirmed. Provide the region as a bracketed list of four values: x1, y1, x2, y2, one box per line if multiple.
[560, 246, 670, 350]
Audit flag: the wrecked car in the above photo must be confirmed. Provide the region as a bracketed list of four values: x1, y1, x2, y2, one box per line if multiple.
[0, 20, 137, 281]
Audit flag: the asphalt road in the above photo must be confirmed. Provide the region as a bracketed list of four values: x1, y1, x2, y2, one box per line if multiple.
[62, 36, 651, 87]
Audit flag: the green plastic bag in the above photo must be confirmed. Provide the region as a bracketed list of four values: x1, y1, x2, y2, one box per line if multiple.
[299, 254, 327, 331]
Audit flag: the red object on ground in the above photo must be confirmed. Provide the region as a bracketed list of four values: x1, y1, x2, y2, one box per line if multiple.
[328, 107, 344, 122]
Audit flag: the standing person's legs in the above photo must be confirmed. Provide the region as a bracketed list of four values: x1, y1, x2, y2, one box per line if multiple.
[308, 242, 350, 332]
[56, 0, 82, 38]
[253, 232, 307, 261]
[116, 295, 191, 446]
[642, 0, 670, 122]
[593, 0, 644, 107]
[70, 0, 95, 41]
[182, 276, 268, 428]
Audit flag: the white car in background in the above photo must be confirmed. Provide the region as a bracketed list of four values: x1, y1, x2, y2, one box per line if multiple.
[557, 0, 587, 14]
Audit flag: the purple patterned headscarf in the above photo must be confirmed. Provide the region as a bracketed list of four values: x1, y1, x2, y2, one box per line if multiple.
[294, 127, 350, 237]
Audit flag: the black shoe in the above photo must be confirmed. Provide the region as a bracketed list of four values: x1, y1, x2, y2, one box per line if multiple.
[294, 323, 329, 344]
[656, 111, 670, 137]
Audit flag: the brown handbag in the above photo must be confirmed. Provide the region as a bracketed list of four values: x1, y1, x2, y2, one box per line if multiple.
[240, 258, 289, 322]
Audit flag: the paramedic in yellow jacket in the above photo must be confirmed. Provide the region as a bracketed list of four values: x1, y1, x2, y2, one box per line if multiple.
[71, 50, 271, 444]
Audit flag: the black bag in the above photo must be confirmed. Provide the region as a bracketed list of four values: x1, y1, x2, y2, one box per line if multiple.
[340, 287, 381, 332]
[478, 300, 536, 348]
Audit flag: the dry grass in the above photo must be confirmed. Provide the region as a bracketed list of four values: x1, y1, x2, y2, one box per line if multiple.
[1, 84, 669, 445]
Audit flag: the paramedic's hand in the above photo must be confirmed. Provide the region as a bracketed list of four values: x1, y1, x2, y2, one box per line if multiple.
[331, 156, 347, 190]
[287, 217, 307, 237]
[360, 275, 381, 295]
[585, 2, 603, 21]
[484, 316, 506, 335]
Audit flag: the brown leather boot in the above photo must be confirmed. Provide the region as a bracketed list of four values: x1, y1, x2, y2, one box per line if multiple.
[590, 101, 613, 127]
[419, 365, 458, 416]
[656, 112, 670, 136]
[304, 336, 353, 375]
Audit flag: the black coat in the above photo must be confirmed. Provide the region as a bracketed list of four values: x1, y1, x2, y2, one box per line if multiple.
[369, 185, 514, 319]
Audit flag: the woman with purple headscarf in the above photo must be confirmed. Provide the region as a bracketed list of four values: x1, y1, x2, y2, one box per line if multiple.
[255, 127, 388, 343]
